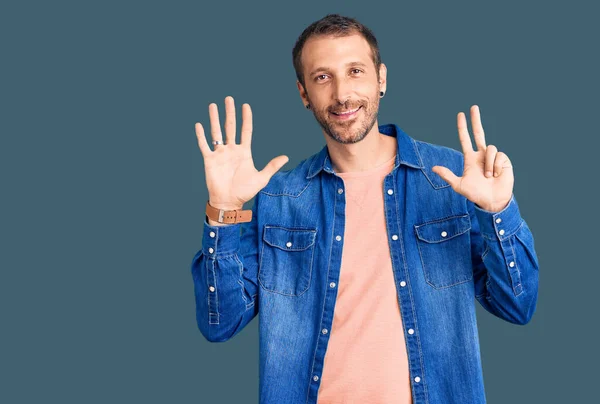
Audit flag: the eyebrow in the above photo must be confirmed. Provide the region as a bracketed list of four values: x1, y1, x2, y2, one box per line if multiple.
[309, 61, 369, 77]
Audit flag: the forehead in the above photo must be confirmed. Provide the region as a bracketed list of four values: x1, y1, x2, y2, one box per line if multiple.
[301, 34, 373, 73]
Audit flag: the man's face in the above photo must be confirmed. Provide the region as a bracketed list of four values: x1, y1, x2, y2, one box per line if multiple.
[298, 33, 386, 144]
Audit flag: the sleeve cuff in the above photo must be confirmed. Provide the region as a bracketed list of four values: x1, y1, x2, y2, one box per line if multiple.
[473, 193, 523, 241]
[201, 217, 242, 257]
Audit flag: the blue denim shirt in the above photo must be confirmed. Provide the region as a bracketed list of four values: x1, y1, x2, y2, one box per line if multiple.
[191, 123, 539, 404]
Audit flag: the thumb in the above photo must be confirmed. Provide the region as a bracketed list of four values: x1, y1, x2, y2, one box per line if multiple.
[432, 165, 460, 189]
[259, 155, 289, 182]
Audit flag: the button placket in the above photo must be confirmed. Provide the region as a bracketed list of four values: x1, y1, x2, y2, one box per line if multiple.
[495, 214, 506, 238]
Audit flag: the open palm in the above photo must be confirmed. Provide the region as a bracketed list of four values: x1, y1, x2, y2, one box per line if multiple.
[432, 105, 514, 212]
[195, 96, 289, 210]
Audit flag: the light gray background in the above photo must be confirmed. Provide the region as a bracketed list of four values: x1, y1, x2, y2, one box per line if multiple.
[2, 1, 598, 403]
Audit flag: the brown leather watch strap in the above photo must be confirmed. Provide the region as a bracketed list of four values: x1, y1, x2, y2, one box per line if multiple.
[205, 201, 252, 224]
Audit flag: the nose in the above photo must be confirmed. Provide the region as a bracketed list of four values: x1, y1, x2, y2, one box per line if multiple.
[332, 76, 354, 105]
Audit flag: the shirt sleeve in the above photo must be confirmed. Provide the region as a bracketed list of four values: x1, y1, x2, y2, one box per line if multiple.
[469, 193, 540, 325]
[190, 193, 261, 342]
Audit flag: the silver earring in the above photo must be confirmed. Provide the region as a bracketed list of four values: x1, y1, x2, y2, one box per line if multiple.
[306, 104, 310, 109]
[379, 91, 385, 98]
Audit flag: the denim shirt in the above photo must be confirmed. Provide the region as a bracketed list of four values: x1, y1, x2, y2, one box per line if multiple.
[191, 123, 539, 404]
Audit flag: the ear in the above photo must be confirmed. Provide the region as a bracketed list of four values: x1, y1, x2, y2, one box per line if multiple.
[297, 80, 309, 107]
[378, 63, 388, 94]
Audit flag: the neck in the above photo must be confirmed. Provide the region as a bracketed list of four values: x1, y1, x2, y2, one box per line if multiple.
[326, 122, 397, 173]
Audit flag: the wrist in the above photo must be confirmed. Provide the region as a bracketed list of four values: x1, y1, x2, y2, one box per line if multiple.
[206, 215, 235, 227]
[205, 200, 252, 225]
[209, 200, 244, 211]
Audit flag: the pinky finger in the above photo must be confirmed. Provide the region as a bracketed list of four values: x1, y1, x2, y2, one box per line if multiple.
[195, 122, 212, 156]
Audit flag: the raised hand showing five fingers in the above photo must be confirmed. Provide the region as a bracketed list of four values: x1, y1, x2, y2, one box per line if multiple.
[431, 105, 514, 212]
[195, 96, 289, 211]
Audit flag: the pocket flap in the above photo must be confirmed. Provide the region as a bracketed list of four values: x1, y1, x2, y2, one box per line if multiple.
[415, 214, 471, 243]
[263, 226, 317, 251]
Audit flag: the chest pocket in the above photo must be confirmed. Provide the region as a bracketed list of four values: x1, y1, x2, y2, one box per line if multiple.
[414, 214, 473, 289]
[258, 225, 317, 296]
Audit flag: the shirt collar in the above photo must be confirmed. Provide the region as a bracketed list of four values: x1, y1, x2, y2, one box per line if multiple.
[306, 123, 423, 179]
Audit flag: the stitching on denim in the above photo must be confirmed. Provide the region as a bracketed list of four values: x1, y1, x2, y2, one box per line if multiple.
[475, 244, 490, 299]
[514, 229, 539, 272]
[391, 174, 429, 403]
[415, 228, 470, 243]
[263, 226, 317, 251]
[415, 226, 473, 289]
[258, 226, 316, 297]
[209, 252, 237, 259]
[501, 219, 524, 241]
[419, 167, 451, 190]
[245, 293, 257, 310]
[235, 253, 248, 304]
[211, 228, 220, 324]
[416, 212, 470, 227]
[508, 235, 524, 297]
[412, 139, 426, 168]
[306, 180, 339, 404]
[208, 258, 219, 325]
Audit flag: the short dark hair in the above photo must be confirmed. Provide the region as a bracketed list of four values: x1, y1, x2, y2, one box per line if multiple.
[292, 14, 382, 89]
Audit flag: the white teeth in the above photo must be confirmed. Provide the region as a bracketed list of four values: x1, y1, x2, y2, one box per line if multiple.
[333, 107, 360, 115]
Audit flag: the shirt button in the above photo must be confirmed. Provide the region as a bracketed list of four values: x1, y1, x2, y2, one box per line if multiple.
[441, 231, 447, 237]
[400, 281, 406, 287]
[338, 188, 344, 194]
[208, 247, 214, 254]
[408, 328, 414, 335]
[414, 376, 421, 383]
[495, 217, 502, 224]
[499, 229, 505, 236]
[313, 375, 319, 381]
[209, 231, 216, 238]
[387, 189, 394, 195]
[330, 282, 336, 288]
[392, 234, 398, 240]
[209, 286, 215, 292]
[336, 235, 342, 241]
[286, 241, 292, 248]
[322, 328, 328, 334]
[509, 261, 515, 267]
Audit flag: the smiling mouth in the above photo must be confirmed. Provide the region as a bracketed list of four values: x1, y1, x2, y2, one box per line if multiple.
[330, 106, 362, 121]
[331, 106, 361, 116]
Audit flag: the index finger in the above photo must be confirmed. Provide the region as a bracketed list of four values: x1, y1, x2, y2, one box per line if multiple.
[457, 112, 474, 154]
[470, 105, 486, 151]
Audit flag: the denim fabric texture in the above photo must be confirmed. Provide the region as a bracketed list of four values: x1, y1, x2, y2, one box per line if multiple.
[191, 123, 539, 404]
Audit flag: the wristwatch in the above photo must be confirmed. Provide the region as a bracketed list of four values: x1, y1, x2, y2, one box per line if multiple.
[205, 201, 252, 224]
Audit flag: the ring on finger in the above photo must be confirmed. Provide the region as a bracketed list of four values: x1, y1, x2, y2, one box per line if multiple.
[212, 140, 224, 145]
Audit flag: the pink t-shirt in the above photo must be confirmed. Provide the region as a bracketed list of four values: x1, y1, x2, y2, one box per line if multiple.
[317, 153, 413, 403]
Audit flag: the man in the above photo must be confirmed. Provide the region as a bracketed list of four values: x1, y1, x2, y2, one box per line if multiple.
[191, 13, 539, 404]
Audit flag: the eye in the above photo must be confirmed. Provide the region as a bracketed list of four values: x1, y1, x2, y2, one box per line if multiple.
[315, 74, 328, 82]
[351, 68, 363, 74]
